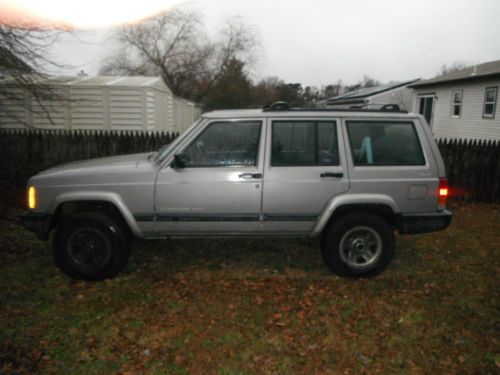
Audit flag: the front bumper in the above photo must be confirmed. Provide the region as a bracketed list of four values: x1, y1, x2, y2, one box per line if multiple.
[19, 211, 52, 240]
[398, 210, 452, 234]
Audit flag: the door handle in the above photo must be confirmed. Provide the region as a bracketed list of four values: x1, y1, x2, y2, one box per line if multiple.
[320, 172, 343, 178]
[239, 173, 262, 179]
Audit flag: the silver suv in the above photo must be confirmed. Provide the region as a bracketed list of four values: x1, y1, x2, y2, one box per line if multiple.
[21, 103, 452, 280]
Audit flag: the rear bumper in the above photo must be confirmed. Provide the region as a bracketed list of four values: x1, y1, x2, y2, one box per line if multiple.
[19, 211, 52, 240]
[398, 210, 452, 234]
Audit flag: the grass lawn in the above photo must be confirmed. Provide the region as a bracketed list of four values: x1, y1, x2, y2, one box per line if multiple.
[0, 202, 499, 374]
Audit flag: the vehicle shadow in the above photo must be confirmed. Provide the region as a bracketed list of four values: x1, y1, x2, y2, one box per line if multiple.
[128, 237, 330, 276]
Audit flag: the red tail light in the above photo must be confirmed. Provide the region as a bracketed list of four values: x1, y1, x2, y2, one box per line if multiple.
[438, 178, 448, 208]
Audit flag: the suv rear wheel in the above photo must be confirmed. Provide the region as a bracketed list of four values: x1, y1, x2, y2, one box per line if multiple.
[53, 212, 130, 281]
[321, 212, 394, 277]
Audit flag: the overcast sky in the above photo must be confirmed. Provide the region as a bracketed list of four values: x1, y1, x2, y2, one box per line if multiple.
[47, 0, 500, 87]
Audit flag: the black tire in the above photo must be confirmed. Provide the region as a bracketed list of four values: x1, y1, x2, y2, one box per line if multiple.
[321, 212, 394, 277]
[53, 212, 130, 281]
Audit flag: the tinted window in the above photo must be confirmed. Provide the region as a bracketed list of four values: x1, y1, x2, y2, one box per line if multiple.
[272, 121, 339, 166]
[346, 121, 425, 166]
[183, 121, 261, 167]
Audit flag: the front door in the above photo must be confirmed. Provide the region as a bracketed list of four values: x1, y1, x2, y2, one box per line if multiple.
[261, 118, 349, 233]
[155, 119, 264, 235]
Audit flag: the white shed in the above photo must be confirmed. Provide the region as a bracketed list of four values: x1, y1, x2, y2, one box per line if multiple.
[0, 75, 201, 132]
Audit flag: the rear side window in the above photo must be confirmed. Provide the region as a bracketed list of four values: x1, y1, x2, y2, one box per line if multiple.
[271, 121, 339, 166]
[346, 121, 425, 166]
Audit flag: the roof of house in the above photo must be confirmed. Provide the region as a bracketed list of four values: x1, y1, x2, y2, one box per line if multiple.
[324, 79, 419, 105]
[409, 60, 500, 88]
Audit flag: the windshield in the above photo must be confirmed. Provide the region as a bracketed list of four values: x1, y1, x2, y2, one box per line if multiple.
[154, 118, 203, 163]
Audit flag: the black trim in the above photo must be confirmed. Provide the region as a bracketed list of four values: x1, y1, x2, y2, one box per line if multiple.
[20, 211, 52, 240]
[398, 210, 452, 234]
[134, 214, 155, 222]
[134, 213, 318, 222]
[157, 213, 260, 222]
[263, 213, 318, 222]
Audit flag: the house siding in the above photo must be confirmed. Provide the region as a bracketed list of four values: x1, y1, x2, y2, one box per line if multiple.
[413, 80, 500, 140]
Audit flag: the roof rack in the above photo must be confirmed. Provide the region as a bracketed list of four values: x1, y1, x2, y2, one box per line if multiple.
[262, 101, 407, 113]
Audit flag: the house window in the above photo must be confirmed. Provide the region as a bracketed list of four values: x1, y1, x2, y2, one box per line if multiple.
[483, 87, 497, 119]
[451, 91, 462, 118]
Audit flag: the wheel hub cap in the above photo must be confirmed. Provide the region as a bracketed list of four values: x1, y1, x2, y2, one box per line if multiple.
[339, 226, 383, 270]
[67, 227, 112, 272]
[352, 239, 367, 253]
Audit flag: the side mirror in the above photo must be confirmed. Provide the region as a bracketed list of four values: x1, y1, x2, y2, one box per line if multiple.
[172, 154, 187, 169]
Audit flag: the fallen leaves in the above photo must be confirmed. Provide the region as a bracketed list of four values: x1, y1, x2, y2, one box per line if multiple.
[1, 203, 499, 374]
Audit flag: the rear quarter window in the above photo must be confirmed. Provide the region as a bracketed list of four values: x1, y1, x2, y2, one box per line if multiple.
[346, 121, 425, 166]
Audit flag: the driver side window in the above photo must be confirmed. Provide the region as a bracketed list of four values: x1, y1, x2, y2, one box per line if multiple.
[182, 121, 262, 167]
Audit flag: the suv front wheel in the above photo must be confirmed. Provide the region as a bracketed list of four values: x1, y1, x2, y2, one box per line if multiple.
[321, 212, 394, 277]
[53, 212, 130, 281]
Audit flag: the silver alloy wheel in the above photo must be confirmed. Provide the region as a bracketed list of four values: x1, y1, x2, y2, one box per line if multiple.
[339, 226, 383, 270]
[67, 227, 112, 272]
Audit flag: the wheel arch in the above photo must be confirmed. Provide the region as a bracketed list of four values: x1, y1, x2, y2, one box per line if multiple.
[48, 192, 143, 238]
[312, 194, 400, 237]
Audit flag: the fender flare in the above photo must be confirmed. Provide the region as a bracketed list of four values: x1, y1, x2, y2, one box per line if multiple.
[48, 191, 144, 238]
[311, 193, 400, 236]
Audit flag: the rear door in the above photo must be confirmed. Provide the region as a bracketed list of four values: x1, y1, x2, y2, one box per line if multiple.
[261, 117, 349, 233]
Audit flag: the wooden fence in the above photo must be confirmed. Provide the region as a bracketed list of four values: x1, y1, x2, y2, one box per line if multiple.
[0, 129, 178, 186]
[0, 129, 499, 203]
[437, 138, 500, 203]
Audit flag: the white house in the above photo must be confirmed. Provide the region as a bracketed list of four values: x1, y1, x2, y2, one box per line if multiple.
[319, 79, 419, 111]
[0, 75, 201, 132]
[409, 60, 500, 140]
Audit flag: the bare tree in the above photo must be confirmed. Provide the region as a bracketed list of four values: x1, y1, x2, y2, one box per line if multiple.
[0, 20, 69, 127]
[361, 75, 380, 88]
[321, 80, 343, 99]
[251, 76, 283, 106]
[437, 60, 473, 76]
[100, 9, 260, 103]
